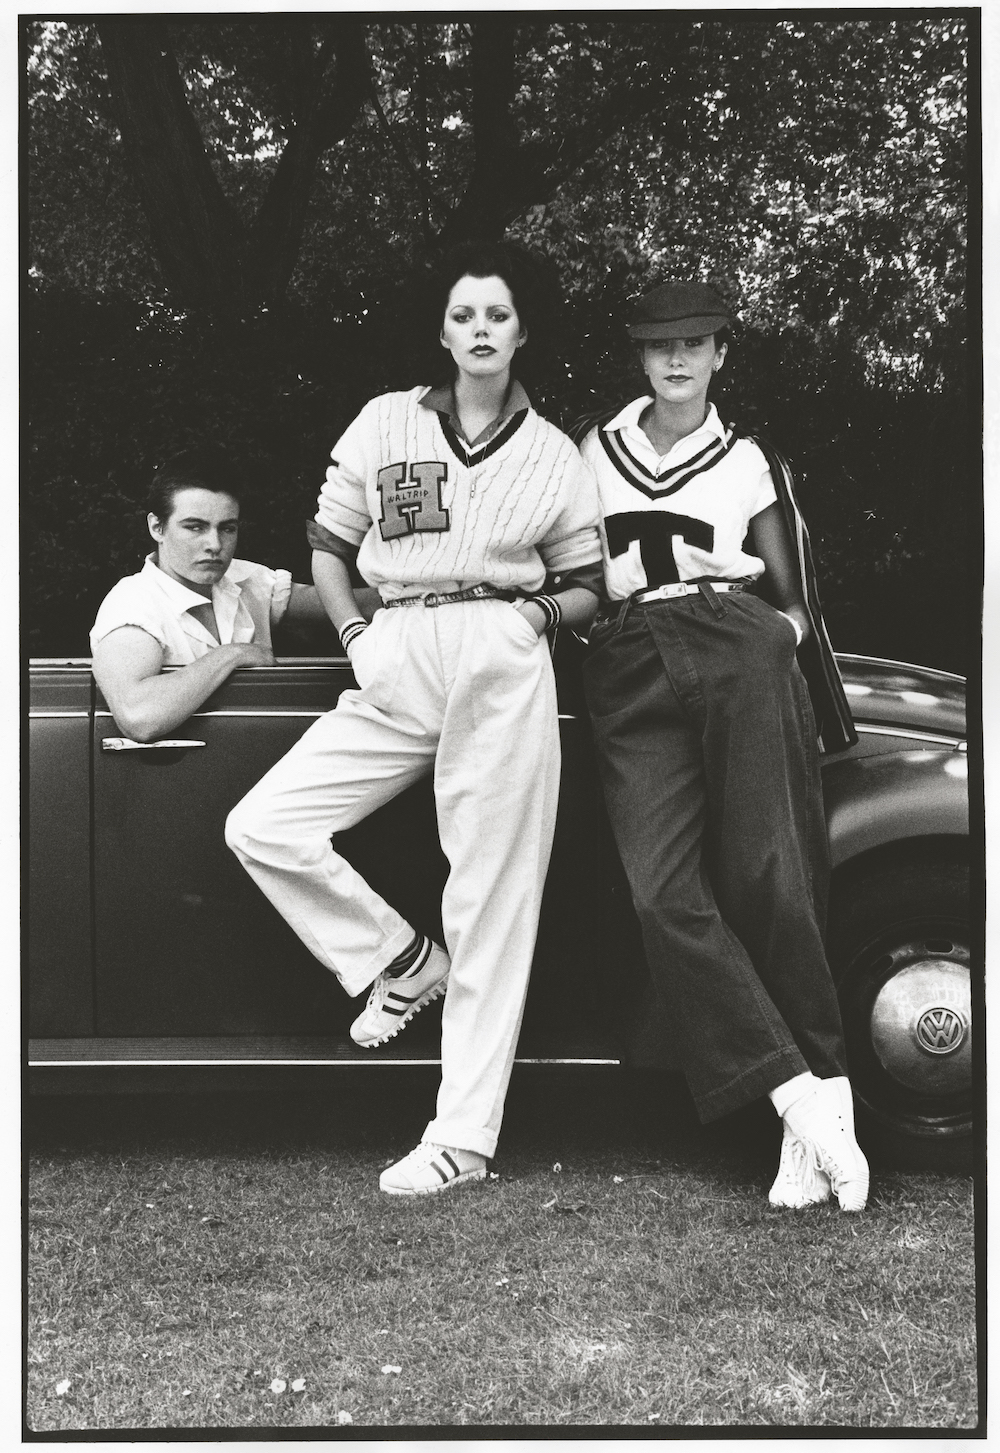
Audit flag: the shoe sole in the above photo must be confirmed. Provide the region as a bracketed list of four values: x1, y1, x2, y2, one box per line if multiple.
[380, 1166, 487, 1197]
[815, 1153, 869, 1213]
[351, 976, 448, 1048]
[768, 1186, 831, 1209]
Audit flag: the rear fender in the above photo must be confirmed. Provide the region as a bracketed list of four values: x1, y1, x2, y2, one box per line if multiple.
[823, 748, 969, 869]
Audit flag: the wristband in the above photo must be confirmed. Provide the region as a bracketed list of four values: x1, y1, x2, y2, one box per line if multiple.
[531, 594, 562, 632]
[339, 616, 368, 653]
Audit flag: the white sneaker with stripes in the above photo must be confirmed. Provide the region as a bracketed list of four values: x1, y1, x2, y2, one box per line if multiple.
[380, 1142, 487, 1196]
[350, 941, 450, 1047]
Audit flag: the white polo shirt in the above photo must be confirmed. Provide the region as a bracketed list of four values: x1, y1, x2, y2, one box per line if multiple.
[579, 399, 777, 600]
[90, 555, 292, 664]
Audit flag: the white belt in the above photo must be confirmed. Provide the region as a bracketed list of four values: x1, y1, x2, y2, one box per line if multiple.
[632, 581, 745, 605]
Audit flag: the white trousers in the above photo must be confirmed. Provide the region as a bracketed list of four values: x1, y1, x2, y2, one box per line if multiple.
[225, 599, 561, 1158]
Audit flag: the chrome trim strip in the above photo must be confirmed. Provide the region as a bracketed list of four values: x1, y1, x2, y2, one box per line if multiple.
[95, 709, 580, 721]
[29, 711, 90, 719]
[29, 1056, 621, 1068]
[190, 711, 326, 719]
[855, 724, 965, 749]
[836, 651, 966, 685]
[96, 709, 324, 720]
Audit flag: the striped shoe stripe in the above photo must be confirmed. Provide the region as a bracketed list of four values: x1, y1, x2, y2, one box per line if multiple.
[438, 1151, 460, 1181]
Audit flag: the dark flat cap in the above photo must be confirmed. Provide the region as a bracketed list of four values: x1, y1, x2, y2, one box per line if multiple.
[627, 282, 733, 340]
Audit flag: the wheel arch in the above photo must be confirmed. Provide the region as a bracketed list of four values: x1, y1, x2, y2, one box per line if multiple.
[825, 837, 973, 1171]
[829, 833, 970, 905]
[823, 747, 967, 869]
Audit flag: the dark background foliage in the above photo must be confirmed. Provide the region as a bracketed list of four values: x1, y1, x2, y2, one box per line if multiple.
[25, 13, 975, 673]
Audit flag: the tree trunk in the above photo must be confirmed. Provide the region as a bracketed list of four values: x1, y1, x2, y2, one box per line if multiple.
[247, 19, 371, 305]
[97, 19, 246, 313]
[436, 17, 527, 246]
[98, 18, 370, 316]
[435, 17, 677, 250]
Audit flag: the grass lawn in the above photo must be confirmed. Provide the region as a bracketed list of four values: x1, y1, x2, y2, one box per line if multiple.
[26, 1068, 978, 1432]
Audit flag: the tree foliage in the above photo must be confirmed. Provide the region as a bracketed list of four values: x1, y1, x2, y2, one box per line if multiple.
[24, 14, 974, 673]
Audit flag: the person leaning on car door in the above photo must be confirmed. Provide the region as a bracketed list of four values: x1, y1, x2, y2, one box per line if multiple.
[90, 450, 331, 743]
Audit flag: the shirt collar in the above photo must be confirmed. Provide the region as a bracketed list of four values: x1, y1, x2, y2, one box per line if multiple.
[141, 553, 242, 614]
[420, 378, 531, 445]
[603, 397, 726, 449]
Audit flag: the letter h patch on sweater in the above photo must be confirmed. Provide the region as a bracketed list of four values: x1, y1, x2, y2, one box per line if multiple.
[377, 461, 450, 539]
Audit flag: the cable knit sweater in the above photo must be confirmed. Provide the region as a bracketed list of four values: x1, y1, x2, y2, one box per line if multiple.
[310, 387, 601, 601]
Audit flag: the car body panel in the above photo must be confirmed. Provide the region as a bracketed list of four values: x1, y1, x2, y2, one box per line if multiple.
[27, 647, 968, 1072]
[86, 651, 614, 1052]
[836, 654, 966, 739]
[823, 747, 968, 866]
[28, 669, 93, 1036]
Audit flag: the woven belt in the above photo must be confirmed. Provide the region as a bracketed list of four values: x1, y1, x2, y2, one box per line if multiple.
[632, 581, 744, 605]
[384, 583, 517, 609]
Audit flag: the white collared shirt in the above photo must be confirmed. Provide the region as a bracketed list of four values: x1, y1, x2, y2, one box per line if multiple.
[579, 399, 776, 599]
[90, 555, 292, 664]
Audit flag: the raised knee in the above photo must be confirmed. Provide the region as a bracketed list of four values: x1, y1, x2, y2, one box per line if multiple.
[224, 800, 255, 858]
[225, 794, 329, 871]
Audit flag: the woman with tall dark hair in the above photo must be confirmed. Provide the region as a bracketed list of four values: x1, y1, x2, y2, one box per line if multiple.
[227, 241, 602, 1195]
[578, 281, 869, 1212]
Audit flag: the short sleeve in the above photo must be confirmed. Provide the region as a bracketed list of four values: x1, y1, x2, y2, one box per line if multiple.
[747, 439, 778, 517]
[270, 568, 293, 626]
[89, 578, 169, 654]
[537, 439, 603, 576]
[315, 401, 377, 549]
[225, 560, 294, 633]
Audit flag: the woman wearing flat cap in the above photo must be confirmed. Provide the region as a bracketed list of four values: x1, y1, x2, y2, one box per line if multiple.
[578, 280, 869, 1212]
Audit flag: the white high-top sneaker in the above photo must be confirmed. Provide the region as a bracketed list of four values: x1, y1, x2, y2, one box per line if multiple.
[783, 1076, 870, 1212]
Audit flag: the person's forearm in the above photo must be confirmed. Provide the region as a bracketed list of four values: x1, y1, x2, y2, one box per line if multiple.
[554, 586, 600, 631]
[105, 645, 253, 742]
[517, 587, 599, 635]
[748, 502, 810, 643]
[311, 551, 367, 634]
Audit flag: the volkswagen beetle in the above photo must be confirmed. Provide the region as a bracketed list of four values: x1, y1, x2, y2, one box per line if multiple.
[28, 629, 972, 1170]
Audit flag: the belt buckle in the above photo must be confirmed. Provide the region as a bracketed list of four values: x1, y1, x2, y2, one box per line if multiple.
[425, 592, 440, 608]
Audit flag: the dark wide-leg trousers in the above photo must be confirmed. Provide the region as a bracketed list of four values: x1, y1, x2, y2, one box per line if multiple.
[583, 588, 847, 1122]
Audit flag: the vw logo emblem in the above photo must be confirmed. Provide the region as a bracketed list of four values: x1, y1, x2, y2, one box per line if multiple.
[916, 1006, 967, 1055]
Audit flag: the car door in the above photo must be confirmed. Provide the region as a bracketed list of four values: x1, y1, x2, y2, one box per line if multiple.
[92, 662, 364, 1038]
[90, 639, 619, 1050]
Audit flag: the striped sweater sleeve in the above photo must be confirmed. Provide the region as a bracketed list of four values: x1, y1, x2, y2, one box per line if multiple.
[314, 400, 376, 548]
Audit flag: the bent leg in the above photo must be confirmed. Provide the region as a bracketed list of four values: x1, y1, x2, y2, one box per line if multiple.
[226, 686, 437, 996]
[692, 595, 847, 1081]
[584, 613, 809, 1121]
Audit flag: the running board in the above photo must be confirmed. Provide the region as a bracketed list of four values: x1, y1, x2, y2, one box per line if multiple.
[29, 1035, 621, 1069]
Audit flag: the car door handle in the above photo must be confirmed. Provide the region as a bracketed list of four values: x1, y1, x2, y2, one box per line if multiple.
[102, 738, 208, 751]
